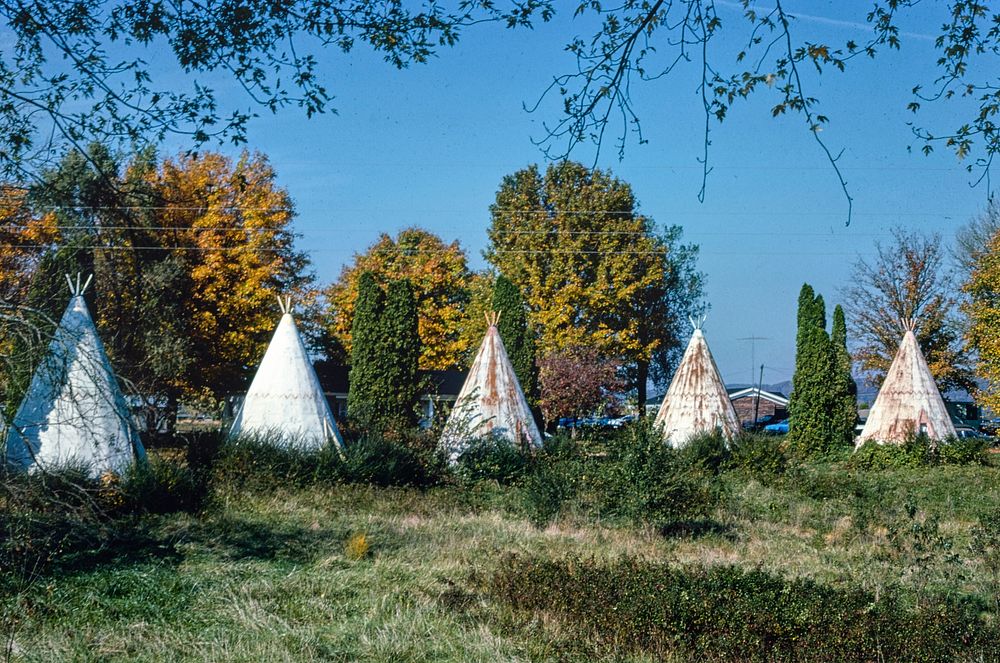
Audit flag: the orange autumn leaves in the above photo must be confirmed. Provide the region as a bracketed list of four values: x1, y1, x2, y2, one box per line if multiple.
[0, 151, 310, 401]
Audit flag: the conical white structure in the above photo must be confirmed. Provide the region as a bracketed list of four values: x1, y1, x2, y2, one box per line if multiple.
[5, 275, 145, 476]
[441, 313, 542, 459]
[230, 297, 343, 450]
[654, 324, 740, 447]
[856, 323, 956, 446]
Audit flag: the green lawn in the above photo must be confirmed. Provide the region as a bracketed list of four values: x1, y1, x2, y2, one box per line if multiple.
[4, 441, 1000, 661]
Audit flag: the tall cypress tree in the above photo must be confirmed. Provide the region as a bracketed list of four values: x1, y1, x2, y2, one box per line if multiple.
[492, 275, 538, 404]
[830, 305, 858, 446]
[382, 278, 421, 428]
[788, 284, 835, 455]
[347, 271, 386, 428]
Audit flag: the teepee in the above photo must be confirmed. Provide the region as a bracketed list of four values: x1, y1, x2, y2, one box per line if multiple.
[856, 320, 955, 446]
[441, 312, 542, 459]
[654, 320, 740, 447]
[5, 275, 145, 476]
[230, 296, 343, 450]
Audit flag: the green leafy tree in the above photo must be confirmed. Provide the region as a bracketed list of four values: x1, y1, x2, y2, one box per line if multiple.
[492, 275, 537, 405]
[788, 285, 835, 455]
[831, 305, 858, 446]
[347, 272, 386, 429]
[486, 161, 703, 407]
[381, 279, 421, 429]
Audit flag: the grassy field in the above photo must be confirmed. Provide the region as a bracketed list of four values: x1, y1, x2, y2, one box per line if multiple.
[3, 431, 1000, 661]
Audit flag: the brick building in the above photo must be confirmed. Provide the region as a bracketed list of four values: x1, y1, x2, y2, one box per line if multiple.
[727, 387, 789, 428]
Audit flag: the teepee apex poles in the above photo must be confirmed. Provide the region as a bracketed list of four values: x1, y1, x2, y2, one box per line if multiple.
[64, 273, 93, 296]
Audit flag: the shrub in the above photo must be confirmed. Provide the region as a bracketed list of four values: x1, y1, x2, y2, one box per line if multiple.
[339, 434, 436, 487]
[116, 456, 207, 515]
[601, 421, 719, 527]
[485, 554, 995, 662]
[938, 435, 988, 465]
[851, 433, 987, 470]
[454, 436, 530, 485]
[850, 436, 935, 470]
[676, 431, 730, 474]
[726, 432, 787, 479]
[520, 462, 573, 528]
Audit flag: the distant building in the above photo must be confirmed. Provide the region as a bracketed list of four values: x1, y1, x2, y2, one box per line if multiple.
[727, 387, 789, 428]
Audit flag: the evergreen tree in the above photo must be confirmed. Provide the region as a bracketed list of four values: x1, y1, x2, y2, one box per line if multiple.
[347, 272, 386, 428]
[788, 284, 834, 455]
[382, 279, 421, 428]
[492, 275, 538, 405]
[830, 305, 858, 446]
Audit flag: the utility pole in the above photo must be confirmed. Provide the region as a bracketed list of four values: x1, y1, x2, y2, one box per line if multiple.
[753, 363, 764, 430]
[737, 336, 770, 385]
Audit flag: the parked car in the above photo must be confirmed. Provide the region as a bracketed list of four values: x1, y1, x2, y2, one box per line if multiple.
[743, 414, 779, 432]
[763, 419, 789, 435]
[954, 426, 991, 440]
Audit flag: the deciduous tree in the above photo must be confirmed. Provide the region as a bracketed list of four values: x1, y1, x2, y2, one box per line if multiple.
[538, 346, 624, 431]
[963, 225, 1000, 413]
[0, 146, 314, 414]
[842, 227, 972, 393]
[324, 228, 472, 370]
[486, 161, 703, 407]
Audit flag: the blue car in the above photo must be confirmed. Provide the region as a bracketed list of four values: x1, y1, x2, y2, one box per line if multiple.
[763, 419, 789, 435]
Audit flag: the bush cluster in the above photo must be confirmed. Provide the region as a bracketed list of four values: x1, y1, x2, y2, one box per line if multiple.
[486, 554, 995, 662]
[850, 434, 988, 470]
[211, 431, 442, 490]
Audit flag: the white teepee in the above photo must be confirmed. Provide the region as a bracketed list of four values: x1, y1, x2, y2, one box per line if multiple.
[5, 275, 145, 476]
[654, 321, 740, 447]
[440, 312, 542, 459]
[856, 321, 956, 446]
[229, 297, 343, 449]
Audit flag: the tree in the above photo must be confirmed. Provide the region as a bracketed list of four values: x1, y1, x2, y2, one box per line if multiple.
[955, 199, 1000, 279]
[0, 145, 314, 413]
[347, 272, 385, 429]
[492, 275, 537, 406]
[963, 224, 1000, 414]
[324, 228, 473, 370]
[534, 2, 1000, 219]
[788, 284, 834, 455]
[381, 279, 421, 429]
[830, 305, 858, 446]
[0, 1, 549, 179]
[842, 227, 973, 393]
[486, 161, 704, 407]
[537, 346, 625, 431]
[2, 3, 996, 215]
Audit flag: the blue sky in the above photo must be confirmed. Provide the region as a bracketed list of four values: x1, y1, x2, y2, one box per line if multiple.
[161, 1, 994, 387]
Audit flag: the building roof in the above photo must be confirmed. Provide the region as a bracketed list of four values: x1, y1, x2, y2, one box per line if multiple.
[726, 387, 790, 406]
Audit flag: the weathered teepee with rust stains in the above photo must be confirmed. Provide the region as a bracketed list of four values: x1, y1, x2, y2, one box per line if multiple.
[230, 296, 344, 450]
[654, 319, 740, 447]
[856, 319, 955, 446]
[440, 312, 542, 460]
